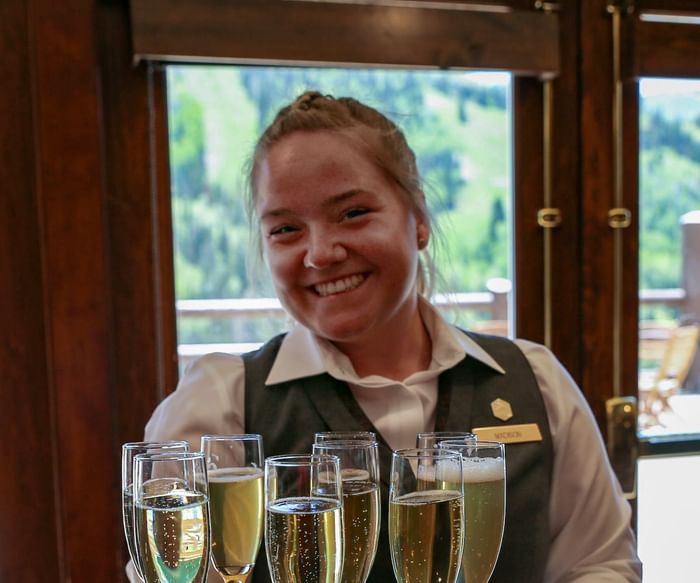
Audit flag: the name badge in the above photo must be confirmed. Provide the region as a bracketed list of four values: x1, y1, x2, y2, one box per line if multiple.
[471, 423, 543, 444]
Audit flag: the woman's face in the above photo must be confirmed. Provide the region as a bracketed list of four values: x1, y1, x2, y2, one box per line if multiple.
[255, 130, 428, 347]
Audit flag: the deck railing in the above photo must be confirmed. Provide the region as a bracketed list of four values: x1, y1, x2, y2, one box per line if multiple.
[176, 214, 700, 375]
[176, 285, 686, 367]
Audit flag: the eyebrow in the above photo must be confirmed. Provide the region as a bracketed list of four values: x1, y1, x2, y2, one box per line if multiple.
[260, 189, 364, 221]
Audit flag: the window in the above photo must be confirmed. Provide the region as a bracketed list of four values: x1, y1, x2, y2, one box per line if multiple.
[637, 78, 700, 436]
[167, 66, 513, 367]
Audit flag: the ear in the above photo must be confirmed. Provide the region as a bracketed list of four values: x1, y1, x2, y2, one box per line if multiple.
[416, 221, 429, 250]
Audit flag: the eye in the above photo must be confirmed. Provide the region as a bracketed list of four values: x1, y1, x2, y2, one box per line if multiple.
[343, 207, 370, 220]
[268, 224, 299, 237]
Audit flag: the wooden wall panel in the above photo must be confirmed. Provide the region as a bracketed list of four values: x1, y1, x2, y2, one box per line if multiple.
[548, 0, 583, 382]
[1, 0, 174, 579]
[579, 0, 640, 426]
[31, 0, 120, 578]
[130, 0, 559, 75]
[513, 77, 545, 345]
[634, 21, 700, 79]
[98, 0, 179, 453]
[580, 0, 616, 426]
[0, 0, 61, 578]
[514, 0, 583, 382]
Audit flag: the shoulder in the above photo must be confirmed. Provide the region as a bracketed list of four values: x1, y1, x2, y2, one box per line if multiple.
[144, 351, 246, 447]
[181, 351, 246, 385]
[511, 338, 597, 444]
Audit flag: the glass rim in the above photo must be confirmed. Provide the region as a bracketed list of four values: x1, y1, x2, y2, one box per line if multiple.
[122, 439, 189, 451]
[416, 431, 477, 437]
[133, 450, 206, 463]
[313, 439, 379, 450]
[315, 430, 377, 438]
[392, 447, 463, 459]
[264, 453, 340, 467]
[201, 433, 262, 442]
[438, 439, 504, 449]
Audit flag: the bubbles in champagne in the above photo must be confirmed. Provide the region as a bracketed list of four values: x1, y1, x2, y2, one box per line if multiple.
[136, 490, 210, 583]
[341, 481, 380, 583]
[266, 497, 343, 583]
[389, 490, 464, 583]
[208, 467, 264, 577]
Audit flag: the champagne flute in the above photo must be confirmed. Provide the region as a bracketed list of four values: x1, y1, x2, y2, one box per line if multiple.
[416, 431, 477, 449]
[264, 454, 344, 583]
[122, 440, 189, 581]
[201, 434, 264, 582]
[314, 431, 377, 443]
[438, 440, 505, 583]
[389, 448, 464, 583]
[313, 440, 381, 583]
[133, 451, 211, 583]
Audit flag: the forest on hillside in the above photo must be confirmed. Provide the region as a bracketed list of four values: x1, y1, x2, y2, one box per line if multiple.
[166, 67, 700, 344]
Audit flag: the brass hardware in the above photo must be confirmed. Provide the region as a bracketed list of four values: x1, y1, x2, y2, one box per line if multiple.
[606, 396, 638, 497]
[537, 207, 562, 228]
[534, 1, 560, 12]
[608, 207, 631, 229]
[541, 79, 555, 348]
[606, 0, 635, 15]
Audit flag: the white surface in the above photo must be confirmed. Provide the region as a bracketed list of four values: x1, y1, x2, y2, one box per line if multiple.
[637, 454, 700, 582]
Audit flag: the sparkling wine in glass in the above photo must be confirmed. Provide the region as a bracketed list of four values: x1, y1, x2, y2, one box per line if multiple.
[313, 440, 381, 583]
[416, 431, 477, 449]
[314, 430, 377, 443]
[264, 454, 344, 583]
[438, 440, 505, 583]
[133, 450, 211, 583]
[201, 434, 264, 582]
[122, 440, 189, 581]
[389, 447, 464, 583]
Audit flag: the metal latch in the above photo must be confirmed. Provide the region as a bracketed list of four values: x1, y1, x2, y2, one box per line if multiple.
[606, 396, 638, 497]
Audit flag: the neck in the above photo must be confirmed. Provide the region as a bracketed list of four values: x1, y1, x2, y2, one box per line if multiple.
[334, 305, 432, 381]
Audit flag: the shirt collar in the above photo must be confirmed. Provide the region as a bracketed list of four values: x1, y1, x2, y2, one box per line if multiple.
[265, 297, 505, 385]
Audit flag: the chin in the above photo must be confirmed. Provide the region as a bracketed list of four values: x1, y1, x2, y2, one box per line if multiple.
[313, 318, 374, 344]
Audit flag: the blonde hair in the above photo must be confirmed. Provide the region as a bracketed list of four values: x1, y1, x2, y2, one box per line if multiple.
[247, 91, 436, 296]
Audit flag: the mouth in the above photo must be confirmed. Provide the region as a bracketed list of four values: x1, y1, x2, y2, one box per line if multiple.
[313, 274, 366, 297]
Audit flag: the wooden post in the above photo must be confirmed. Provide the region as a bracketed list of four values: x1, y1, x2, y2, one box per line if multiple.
[681, 211, 700, 389]
[486, 277, 512, 323]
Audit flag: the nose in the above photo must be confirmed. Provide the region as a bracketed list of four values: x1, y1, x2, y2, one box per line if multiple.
[303, 230, 347, 270]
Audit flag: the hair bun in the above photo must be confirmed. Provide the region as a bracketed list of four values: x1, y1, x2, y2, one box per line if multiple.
[294, 91, 326, 111]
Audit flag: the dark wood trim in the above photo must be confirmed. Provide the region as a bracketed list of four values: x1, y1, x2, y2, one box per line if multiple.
[580, 0, 617, 428]
[513, 77, 546, 345]
[152, 64, 181, 399]
[633, 20, 700, 78]
[0, 0, 62, 578]
[621, 78, 640, 399]
[98, 1, 177, 454]
[31, 0, 119, 578]
[129, 0, 559, 75]
[401, 0, 539, 8]
[548, 0, 582, 383]
[636, 0, 700, 13]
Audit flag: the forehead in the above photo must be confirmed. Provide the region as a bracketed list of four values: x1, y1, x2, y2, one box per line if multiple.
[255, 130, 400, 210]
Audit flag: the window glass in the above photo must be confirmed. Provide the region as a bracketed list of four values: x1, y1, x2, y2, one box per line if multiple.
[638, 78, 700, 436]
[167, 66, 512, 367]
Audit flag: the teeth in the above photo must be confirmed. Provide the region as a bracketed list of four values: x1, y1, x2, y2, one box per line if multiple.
[315, 274, 365, 297]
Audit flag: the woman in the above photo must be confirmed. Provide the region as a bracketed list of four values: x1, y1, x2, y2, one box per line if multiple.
[140, 91, 641, 582]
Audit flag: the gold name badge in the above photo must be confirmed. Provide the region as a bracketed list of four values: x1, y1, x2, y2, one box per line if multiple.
[472, 423, 543, 444]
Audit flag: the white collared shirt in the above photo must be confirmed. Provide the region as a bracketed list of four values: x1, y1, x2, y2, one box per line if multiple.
[142, 301, 642, 582]
[264, 300, 503, 451]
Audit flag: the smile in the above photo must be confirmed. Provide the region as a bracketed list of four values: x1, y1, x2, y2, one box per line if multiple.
[314, 274, 366, 297]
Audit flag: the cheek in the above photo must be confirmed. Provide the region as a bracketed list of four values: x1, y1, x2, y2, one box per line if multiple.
[263, 244, 300, 284]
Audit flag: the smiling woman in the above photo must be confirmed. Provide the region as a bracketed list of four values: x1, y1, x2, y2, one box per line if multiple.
[251, 102, 430, 376]
[140, 90, 641, 583]
[168, 66, 514, 358]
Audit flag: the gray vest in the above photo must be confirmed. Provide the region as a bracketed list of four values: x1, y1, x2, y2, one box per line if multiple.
[243, 331, 553, 583]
